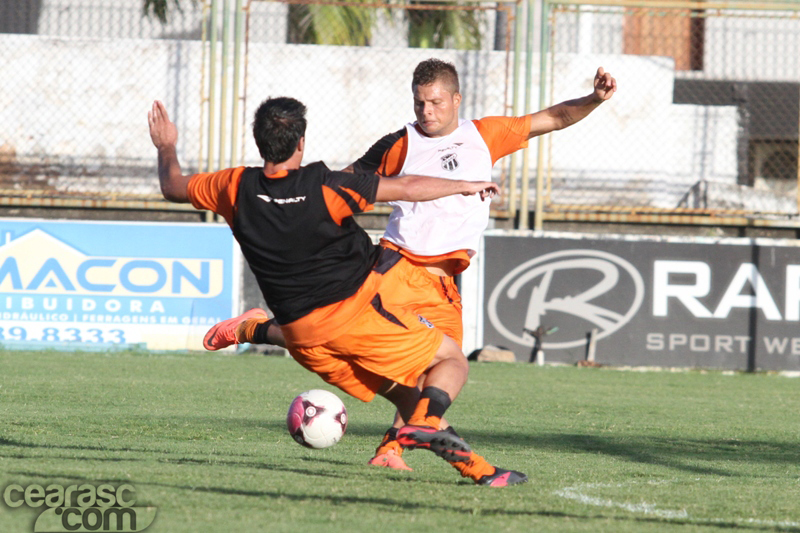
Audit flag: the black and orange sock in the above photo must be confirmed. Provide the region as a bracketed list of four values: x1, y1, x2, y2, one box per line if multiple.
[408, 386, 451, 429]
[445, 427, 495, 481]
[237, 317, 272, 344]
[450, 451, 495, 481]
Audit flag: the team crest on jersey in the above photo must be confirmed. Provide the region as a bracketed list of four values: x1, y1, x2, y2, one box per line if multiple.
[440, 153, 458, 172]
[418, 315, 434, 328]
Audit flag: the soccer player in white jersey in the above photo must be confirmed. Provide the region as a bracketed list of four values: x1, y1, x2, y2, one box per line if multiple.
[205, 59, 616, 483]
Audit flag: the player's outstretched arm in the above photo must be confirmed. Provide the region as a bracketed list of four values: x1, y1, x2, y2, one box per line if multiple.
[148, 100, 193, 203]
[527, 66, 617, 139]
[376, 175, 498, 203]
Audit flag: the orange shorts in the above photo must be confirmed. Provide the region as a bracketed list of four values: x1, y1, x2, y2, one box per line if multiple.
[286, 292, 444, 402]
[379, 255, 464, 347]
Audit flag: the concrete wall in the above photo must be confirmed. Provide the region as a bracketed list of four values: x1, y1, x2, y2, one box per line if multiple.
[0, 33, 746, 210]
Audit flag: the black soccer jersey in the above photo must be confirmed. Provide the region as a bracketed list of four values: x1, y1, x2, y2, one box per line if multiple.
[230, 162, 381, 324]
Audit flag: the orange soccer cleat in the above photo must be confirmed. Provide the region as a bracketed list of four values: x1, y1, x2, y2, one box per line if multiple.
[368, 448, 413, 471]
[203, 308, 268, 351]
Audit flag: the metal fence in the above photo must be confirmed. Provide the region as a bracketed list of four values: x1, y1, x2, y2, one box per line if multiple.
[0, 0, 517, 212]
[535, 0, 800, 227]
[1, 0, 799, 228]
[0, 0, 206, 210]
[218, 0, 517, 176]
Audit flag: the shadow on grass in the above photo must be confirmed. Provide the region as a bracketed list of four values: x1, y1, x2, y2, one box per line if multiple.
[4, 470, 799, 532]
[349, 424, 800, 477]
[6, 420, 800, 480]
[155, 456, 355, 480]
[464, 430, 800, 477]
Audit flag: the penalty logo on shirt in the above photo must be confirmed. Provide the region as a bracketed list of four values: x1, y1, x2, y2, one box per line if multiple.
[440, 153, 459, 172]
[418, 315, 434, 328]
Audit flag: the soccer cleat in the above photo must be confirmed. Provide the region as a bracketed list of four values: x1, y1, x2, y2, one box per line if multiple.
[476, 467, 528, 487]
[203, 308, 268, 351]
[367, 448, 413, 471]
[396, 425, 472, 463]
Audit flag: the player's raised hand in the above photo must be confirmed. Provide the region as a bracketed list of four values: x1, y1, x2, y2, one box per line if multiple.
[148, 100, 178, 150]
[462, 181, 500, 201]
[593, 67, 617, 102]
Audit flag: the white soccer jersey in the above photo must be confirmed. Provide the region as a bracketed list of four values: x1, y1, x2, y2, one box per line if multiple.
[383, 120, 493, 258]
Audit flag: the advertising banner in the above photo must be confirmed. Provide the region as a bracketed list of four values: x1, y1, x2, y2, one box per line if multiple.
[0, 219, 239, 351]
[483, 232, 800, 371]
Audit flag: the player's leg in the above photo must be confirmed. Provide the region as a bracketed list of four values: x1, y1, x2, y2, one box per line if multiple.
[369, 381, 418, 470]
[410, 335, 524, 484]
[374, 290, 526, 485]
[203, 308, 270, 350]
[204, 311, 284, 351]
[248, 317, 283, 345]
[393, 334, 473, 462]
[369, 257, 463, 465]
[441, 426, 528, 486]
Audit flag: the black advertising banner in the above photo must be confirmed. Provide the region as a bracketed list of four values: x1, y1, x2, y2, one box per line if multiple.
[482, 233, 800, 371]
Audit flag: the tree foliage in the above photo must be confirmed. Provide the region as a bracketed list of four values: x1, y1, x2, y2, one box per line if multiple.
[407, 4, 483, 50]
[143, 0, 483, 50]
[143, 0, 196, 24]
[288, 3, 375, 46]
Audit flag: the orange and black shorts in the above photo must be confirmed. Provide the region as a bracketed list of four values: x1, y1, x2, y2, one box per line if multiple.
[286, 290, 444, 403]
[379, 254, 464, 347]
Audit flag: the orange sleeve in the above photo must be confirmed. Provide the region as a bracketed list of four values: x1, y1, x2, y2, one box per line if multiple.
[186, 167, 245, 227]
[351, 130, 408, 177]
[473, 116, 532, 165]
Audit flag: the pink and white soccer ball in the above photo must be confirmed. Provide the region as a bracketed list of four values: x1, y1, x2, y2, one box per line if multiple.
[286, 389, 348, 449]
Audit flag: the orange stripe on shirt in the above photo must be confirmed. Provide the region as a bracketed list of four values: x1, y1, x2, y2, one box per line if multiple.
[322, 185, 350, 225]
[379, 135, 408, 176]
[322, 184, 375, 225]
[340, 186, 371, 212]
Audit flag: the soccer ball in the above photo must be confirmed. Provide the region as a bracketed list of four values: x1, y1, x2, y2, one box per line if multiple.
[286, 389, 348, 449]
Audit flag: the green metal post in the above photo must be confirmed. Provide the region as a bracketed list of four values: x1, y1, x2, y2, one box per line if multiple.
[534, 0, 549, 231]
[219, 0, 230, 169]
[520, 0, 537, 229]
[207, 0, 219, 172]
[507, 0, 525, 222]
[230, 0, 244, 167]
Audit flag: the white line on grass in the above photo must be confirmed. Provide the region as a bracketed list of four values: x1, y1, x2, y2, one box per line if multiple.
[555, 480, 687, 519]
[554, 480, 800, 529]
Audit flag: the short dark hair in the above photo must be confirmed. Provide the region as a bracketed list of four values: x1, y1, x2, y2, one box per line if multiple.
[412, 58, 460, 95]
[252, 97, 307, 164]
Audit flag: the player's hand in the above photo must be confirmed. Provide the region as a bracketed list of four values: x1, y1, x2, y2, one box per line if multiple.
[462, 181, 500, 201]
[593, 67, 616, 102]
[148, 100, 178, 150]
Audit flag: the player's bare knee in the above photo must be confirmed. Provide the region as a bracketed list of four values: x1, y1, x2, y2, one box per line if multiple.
[432, 334, 463, 361]
[431, 335, 469, 376]
[449, 352, 469, 379]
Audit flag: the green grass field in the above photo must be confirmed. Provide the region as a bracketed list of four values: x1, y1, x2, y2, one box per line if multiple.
[1, 350, 799, 533]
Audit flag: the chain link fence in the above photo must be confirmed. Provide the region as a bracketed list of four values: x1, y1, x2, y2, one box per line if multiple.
[237, 1, 514, 184]
[0, 0, 207, 208]
[1, 0, 799, 223]
[0, 0, 515, 211]
[542, 0, 800, 219]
